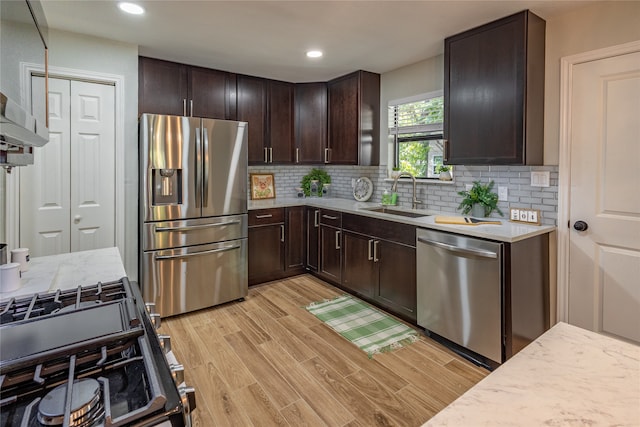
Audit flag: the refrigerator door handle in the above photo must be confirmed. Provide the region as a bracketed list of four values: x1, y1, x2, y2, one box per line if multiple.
[203, 127, 210, 207]
[154, 244, 241, 260]
[195, 128, 202, 208]
[155, 220, 241, 233]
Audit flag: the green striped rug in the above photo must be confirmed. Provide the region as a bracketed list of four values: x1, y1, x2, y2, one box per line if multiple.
[305, 294, 418, 358]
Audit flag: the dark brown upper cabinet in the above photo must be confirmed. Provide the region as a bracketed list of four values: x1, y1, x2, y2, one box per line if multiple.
[327, 71, 380, 165]
[138, 56, 236, 119]
[444, 10, 545, 165]
[294, 82, 328, 164]
[238, 75, 294, 165]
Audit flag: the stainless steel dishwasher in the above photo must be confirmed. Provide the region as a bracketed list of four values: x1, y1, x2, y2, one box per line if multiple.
[417, 228, 503, 365]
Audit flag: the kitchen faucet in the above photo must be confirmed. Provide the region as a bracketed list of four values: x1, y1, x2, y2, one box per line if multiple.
[391, 172, 423, 209]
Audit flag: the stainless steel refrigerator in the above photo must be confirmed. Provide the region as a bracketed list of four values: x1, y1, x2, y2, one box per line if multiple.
[139, 114, 248, 317]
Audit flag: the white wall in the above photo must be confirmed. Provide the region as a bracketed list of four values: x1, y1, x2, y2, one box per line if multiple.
[43, 29, 139, 278]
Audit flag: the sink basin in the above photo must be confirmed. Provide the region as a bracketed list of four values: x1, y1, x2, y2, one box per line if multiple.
[364, 207, 430, 218]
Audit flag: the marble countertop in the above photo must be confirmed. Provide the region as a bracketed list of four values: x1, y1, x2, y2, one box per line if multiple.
[249, 197, 555, 243]
[424, 322, 640, 426]
[0, 247, 126, 301]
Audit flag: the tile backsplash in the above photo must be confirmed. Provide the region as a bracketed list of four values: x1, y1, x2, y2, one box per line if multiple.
[248, 164, 558, 226]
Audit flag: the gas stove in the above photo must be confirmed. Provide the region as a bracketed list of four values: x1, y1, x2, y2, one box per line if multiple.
[0, 278, 194, 427]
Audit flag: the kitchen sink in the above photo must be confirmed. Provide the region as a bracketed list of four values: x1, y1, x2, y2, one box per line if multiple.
[363, 206, 430, 218]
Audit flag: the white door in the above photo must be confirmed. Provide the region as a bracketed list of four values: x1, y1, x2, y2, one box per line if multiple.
[567, 50, 640, 343]
[20, 76, 116, 256]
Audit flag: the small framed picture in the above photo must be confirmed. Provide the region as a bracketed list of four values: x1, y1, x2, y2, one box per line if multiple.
[250, 173, 276, 200]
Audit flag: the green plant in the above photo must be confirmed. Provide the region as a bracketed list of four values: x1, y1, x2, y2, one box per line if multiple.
[436, 165, 451, 173]
[457, 180, 504, 216]
[301, 168, 331, 197]
[392, 166, 401, 171]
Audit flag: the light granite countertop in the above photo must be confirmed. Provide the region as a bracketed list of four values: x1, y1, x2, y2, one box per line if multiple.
[0, 247, 126, 301]
[249, 197, 555, 243]
[424, 322, 640, 426]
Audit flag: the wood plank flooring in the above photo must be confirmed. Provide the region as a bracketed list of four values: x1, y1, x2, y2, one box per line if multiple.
[161, 274, 488, 427]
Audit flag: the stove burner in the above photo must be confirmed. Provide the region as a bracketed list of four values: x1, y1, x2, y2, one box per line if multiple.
[37, 378, 104, 426]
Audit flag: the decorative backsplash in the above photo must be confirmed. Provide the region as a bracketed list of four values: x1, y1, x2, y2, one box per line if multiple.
[248, 164, 559, 226]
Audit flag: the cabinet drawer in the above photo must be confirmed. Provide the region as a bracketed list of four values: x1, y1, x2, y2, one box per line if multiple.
[249, 208, 285, 226]
[342, 213, 416, 247]
[319, 209, 342, 228]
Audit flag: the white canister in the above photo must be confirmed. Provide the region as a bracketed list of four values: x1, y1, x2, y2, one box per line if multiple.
[11, 248, 30, 272]
[0, 262, 22, 292]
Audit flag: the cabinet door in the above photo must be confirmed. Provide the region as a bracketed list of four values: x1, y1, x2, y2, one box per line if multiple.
[285, 206, 305, 273]
[139, 57, 188, 116]
[376, 240, 417, 321]
[318, 225, 341, 284]
[295, 82, 327, 163]
[248, 224, 284, 285]
[306, 207, 320, 271]
[342, 231, 376, 298]
[189, 66, 234, 120]
[237, 75, 267, 164]
[328, 73, 359, 164]
[268, 80, 294, 163]
[444, 11, 544, 165]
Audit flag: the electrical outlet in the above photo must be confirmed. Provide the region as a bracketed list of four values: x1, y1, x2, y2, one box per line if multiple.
[498, 186, 508, 201]
[527, 210, 538, 223]
[510, 209, 520, 221]
[531, 171, 550, 187]
[519, 211, 528, 222]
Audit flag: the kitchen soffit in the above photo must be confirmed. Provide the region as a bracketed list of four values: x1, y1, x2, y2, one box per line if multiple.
[42, 0, 592, 82]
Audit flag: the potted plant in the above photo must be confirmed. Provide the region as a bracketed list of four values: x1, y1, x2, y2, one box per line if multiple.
[457, 180, 504, 217]
[301, 168, 331, 197]
[390, 167, 401, 179]
[436, 165, 452, 181]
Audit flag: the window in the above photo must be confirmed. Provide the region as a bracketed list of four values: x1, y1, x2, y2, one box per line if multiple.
[389, 91, 447, 179]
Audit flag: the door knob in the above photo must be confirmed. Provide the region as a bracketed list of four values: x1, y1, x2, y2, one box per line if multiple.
[573, 220, 588, 231]
[74, 215, 82, 223]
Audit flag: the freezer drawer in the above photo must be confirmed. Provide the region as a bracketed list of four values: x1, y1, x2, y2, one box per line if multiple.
[417, 228, 503, 364]
[142, 239, 248, 317]
[142, 214, 247, 251]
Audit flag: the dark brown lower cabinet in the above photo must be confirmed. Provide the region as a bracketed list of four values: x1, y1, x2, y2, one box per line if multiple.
[248, 222, 284, 285]
[285, 206, 305, 273]
[305, 207, 320, 271]
[342, 231, 376, 298]
[318, 224, 342, 284]
[375, 239, 416, 321]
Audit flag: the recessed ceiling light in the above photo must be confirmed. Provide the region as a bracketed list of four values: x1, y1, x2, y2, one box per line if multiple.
[118, 2, 145, 15]
[306, 50, 323, 58]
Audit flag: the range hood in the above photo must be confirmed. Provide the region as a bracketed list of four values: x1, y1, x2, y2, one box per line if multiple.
[1, 92, 49, 148]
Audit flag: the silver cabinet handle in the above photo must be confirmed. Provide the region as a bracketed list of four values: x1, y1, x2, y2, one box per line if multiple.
[203, 128, 209, 207]
[417, 237, 498, 259]
[335, 230, 341, 250]
[281, 224, 285, 242]
[314, 210, 319, 227]
[269, 147, 273, 163]
[264, 147, 268, 163]
[373, 240, 379, 262]
[255, 214, 273, 219]
[195, 128, 202, 208]
[368, 239, 374, 261]
[296, 148, 300, 163]
[322, 214, 338, 220]
[183, 99, 187, 116]
[155, 244, 241, 260]
[155, 220, 240, 232]
[190, 99, 194, 117]
[443, 139, 448, 163]
[324, 148, 330, 164]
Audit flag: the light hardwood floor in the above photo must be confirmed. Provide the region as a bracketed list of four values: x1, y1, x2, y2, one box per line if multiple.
[161, 274, 488, 427]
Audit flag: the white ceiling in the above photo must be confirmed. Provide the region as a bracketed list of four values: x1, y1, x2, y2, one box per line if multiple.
[41, 0, 595, 82]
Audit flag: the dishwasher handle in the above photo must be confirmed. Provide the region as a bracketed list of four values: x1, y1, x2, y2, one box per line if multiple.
[417, 237, 498, 259]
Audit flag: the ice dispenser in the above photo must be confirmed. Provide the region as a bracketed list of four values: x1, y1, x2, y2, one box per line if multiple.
[152, 168, 182, 205]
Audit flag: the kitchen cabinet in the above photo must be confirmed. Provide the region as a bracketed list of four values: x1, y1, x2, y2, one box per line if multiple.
[248, 208, 285, 285]
[138, 56, 235, 119]
[238, 75, 294, 164]
[341, 214, 417, 321]
[305, 207, 320, 271]
[294, 82, 327, 164]
[248, 207, 305, 285]
[318, 209, 342, 284]
[327, 70, 380, 165]
[444, 10, 545, 165]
